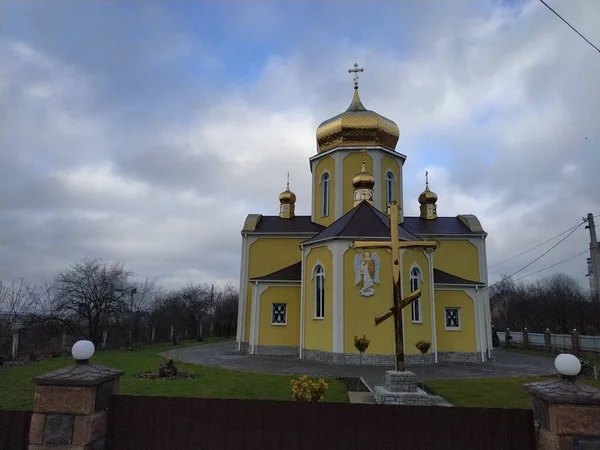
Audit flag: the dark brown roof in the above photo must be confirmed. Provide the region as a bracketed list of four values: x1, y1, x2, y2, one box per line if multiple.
[433, 268, 484, 285]
[302, 201, 420, 246]
[403, 217, 479, 235]
[253, 216, 325, 234]
[250, 261, 302, 282]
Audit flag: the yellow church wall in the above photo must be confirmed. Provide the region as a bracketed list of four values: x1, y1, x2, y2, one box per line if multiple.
[343, 246, 396, 355]
[435, 290, 476, 352]
[313, 157, 336, 227]
[401, 249, 433, 352]
[258, 285, 300, 347]
[380, 155, 400, 207]
[342, 152, 373, 214]
[304, 246, 334, 351]
[433, 240, 480, 282]
[244, 237, 303, 342]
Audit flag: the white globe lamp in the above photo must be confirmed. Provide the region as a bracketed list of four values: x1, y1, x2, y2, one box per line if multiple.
[554, 353, 581, 380]
[72, 340, 95, 364]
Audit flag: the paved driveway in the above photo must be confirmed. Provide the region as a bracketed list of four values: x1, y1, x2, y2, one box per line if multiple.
[168, 340, 556, 390]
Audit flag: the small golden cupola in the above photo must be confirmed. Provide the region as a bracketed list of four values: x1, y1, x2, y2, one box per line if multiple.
[352, 160, 376, 207]
[315, 64, 400, 153]
[279, 173, 296, 219]
[418, 171, 438, 220]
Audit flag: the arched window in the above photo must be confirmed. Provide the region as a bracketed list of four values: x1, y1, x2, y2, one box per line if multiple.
[321, 172, 330, 217]
[410, 267, 422, 322]
[385, 171, 395, 207]
[314, 265, 325, 318]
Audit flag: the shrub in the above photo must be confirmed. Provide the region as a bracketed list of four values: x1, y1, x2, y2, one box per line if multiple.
[415, 339, 431, 355]
[353, 335, 370, 354]
[291, 375, 328, 402]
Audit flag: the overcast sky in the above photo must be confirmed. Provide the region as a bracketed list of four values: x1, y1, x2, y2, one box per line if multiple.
[1, 1, 599, 291]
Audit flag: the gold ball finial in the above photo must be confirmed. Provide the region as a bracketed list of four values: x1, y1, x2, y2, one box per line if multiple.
[279, 173, 296, 204]
[352, 160, 375, 190]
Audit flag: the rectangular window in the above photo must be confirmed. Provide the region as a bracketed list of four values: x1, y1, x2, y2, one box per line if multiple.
[445, 307, 461, 330]
[411, 299, 421, 323]
[272, 303, 287, 325]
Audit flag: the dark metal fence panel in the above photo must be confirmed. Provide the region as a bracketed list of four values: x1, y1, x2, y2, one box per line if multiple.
[107, 395, 536, 450]
[0, 410, 31, 450]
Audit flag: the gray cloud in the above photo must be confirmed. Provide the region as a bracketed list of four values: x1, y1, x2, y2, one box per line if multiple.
[1, 0, 599, 291]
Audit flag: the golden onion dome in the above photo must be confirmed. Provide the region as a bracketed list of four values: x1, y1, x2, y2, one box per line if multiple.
[418, 173, 438, 205]
[279, 183, 296, 204]
[315, 87, 400, 153]
[352, 161, 376, 190]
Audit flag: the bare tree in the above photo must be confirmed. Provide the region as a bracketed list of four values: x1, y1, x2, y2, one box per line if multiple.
[49, 258, 132, 345]
[0, 278, 38, 357]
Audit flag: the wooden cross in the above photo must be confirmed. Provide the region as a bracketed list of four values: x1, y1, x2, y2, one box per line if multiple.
[348, 63, 364, 88]
[351, 201, 438, 372]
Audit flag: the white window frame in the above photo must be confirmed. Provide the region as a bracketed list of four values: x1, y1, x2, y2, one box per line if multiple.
[314, 265, 325, 319]
[410, 266, 422, 323]
[320, 172, 330, 217]
[444, 307, 461, 331]
[271, 303, 287, 326]
[385, 170, 395, 207]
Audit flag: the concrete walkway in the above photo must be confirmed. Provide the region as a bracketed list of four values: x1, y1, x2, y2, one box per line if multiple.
[168, 340, 556, 390]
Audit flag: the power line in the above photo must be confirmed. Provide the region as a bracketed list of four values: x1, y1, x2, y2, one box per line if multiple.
[486, 221, 586, 291]
[488, 221, 584, 269]
[538, 0, 600, 54]
[512, 249, 589, 282]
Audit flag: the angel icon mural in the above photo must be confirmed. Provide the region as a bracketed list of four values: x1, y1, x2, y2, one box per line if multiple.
[354, 251, 381, 297]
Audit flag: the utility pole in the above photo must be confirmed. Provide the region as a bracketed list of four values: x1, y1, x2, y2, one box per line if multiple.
[586, 213, 600, 303]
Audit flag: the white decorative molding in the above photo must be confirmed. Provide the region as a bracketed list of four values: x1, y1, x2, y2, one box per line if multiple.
[319, 170, 332, 217]
[424, 249, 437, 363]
[311, 160, 316, 222]
[310, 259, 326, 280]
[333, 152, 343, 219]
[250, 283, 269, 355]
[300, 247, 306, 358]
[237, 235, 258, 350]
[327, 241, 346, 353]
[408, 262, 423, 323]
[463, 288, 484, 362]
[398, 159, 404, 222]
[371, 151, 383, 210]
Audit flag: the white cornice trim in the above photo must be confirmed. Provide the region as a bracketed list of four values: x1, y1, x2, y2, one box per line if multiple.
[334, 152, 343, 219]
[252, 280, 301, 285]
[309, 146, 407, 162]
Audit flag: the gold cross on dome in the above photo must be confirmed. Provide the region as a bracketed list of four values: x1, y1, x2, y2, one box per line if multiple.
[348, 63, 364, 88]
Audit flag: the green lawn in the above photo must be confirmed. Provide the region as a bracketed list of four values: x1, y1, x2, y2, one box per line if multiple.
[0, 340, 348, 410]
[427, 377, 600, 409]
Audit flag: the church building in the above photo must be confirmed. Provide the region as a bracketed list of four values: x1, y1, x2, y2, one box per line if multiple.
[236, 66, 492, 365]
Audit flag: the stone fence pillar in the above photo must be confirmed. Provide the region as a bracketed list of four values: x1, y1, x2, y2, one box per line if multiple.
[523, 359, 600, 449]
[571, 329, 580, 356]
[523, 328, 529, 349]
[544, 328, 552, 352]
[28, 342, 124, 450]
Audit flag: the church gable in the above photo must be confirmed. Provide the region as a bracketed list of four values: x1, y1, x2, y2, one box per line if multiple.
[302, 201, 419, 246]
